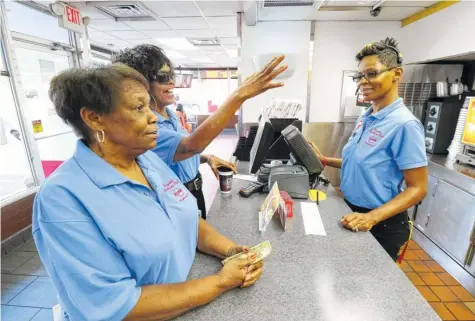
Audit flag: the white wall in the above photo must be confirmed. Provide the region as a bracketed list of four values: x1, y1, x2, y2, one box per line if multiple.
[241, 20, 311, 123]
[400, 1, 475, 64]
[309, 21, 401, 122]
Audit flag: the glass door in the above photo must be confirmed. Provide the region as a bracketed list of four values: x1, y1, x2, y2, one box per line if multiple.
[0, 40, 36, 202]
[13, 41, 77, 161]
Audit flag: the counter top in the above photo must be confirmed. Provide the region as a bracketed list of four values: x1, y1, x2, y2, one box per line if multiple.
[428, 154, 475, 196]
[183, 162, 440, 321]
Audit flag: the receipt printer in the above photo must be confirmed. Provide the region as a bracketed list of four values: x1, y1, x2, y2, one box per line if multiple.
[268, 165, 309, 199]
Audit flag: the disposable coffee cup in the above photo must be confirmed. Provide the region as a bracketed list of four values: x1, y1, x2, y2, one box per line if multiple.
[218, 166, 234, 194]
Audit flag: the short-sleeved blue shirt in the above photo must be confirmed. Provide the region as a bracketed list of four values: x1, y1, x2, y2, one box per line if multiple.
[340, 98, 428, 209]
[32, 140, 199, 321]
[152, 108, 200, 183]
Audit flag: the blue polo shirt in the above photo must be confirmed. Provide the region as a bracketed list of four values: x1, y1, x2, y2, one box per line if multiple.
[32, 140, 199, 321]
[152, 108, 200, 183]
[340, 98, 427, 209]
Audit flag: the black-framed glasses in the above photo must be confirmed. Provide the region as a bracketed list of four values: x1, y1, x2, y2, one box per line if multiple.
[352, 68, 394, 83]
[151, 71, 175, 84]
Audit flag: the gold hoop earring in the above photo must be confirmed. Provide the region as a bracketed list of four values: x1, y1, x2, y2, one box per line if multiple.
[96, 130, 105, 143]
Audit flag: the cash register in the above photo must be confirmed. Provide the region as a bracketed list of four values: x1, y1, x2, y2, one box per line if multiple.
[243, 118, 324, 199]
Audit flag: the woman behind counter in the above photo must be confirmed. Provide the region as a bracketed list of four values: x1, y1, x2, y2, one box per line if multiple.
[114, 45, 264, 219]
[33, 58, 286, 320]
[309, 38, 428, 261]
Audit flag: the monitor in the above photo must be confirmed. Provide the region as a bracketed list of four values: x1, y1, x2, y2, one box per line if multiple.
[281, 124, 324, 177]
[248, 118, 302, 174]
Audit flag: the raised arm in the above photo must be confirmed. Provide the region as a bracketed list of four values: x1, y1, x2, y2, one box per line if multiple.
[173, 56, 288, 162]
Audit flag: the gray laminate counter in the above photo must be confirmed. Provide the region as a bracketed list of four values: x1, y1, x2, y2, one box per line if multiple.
[182, 162, 440, 321]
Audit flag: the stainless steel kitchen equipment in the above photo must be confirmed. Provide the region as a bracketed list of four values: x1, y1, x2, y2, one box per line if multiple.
[424, 96, 466, 154]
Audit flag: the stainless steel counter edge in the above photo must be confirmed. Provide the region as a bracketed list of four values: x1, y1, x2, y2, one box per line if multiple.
[428, 155, 475, 196]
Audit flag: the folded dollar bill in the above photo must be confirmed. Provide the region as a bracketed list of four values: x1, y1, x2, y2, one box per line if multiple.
[221, 241, 272, 265]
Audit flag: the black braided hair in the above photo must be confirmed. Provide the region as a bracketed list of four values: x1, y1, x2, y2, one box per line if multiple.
[355, 37, 403, 68]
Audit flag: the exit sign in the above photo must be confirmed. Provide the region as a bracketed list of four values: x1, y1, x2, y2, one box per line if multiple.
[58, 4, 84, 34]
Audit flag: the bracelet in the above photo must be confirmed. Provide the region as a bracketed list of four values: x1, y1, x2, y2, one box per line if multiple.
[322, 156, 327, 167]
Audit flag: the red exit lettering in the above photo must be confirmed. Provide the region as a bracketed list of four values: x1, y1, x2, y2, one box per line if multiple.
[65, 6, 81, 25]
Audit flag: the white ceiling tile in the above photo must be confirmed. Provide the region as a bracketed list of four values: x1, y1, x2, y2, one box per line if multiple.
[383, 1, 437, 7]
[82, 9, 110, 20]
[88, 30, 118, 41]
[198, 45, 224, 52]
[178, 29, 215, 38]
[93, 39, 132, 49]
[141, 30, 182, 38]
[219, 37, 238, 45]
[213, 28, 237, 38]
[108, 30, 149, 40]
[222, 44, 237, 50]
[89, 20, 133, 31]
[124, 20, 171, 31]
[206, 16, 237, 29]
[145, 1, 202, 17]
[162, 17, 208, 30]
[127, 39, 161, 46]
[196, 1, 243, 16]
[210, 56, 237, 67]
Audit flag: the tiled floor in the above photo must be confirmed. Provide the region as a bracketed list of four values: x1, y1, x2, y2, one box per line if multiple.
[1, 133, 238, 321]
[399, 240, 475, 321]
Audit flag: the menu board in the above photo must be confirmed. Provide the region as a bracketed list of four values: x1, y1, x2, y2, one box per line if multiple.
[462, 98, 475, 147]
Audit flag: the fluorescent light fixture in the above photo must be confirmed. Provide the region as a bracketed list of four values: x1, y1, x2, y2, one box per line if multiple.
[227, 49, 238, 58]
[155, 38, 199, 51]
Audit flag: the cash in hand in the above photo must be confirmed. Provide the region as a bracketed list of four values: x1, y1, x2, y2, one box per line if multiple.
[222, 241, 272, 265]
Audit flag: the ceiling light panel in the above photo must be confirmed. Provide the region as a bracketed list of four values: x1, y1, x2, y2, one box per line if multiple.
[162, 17, 209, 30]
[124, 20, 170, 31]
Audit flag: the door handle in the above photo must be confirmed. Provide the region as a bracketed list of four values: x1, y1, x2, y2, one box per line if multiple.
[464, 222, 475, 266]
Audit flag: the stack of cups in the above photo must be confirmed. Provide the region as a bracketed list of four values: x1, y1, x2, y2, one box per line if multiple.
[447, 97, 471, 159]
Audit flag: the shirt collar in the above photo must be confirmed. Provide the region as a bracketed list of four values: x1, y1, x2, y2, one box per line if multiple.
[363, 98, 403, 120]
[73, 140, 131, 188]
[154, 107, 178, 124]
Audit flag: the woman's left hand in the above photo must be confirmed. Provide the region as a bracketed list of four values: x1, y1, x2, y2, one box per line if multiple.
[208, 156, 237, 179]
[341, 213, 377, 232]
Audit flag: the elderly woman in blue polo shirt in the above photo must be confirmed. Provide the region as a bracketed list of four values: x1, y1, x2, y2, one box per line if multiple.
[113, 45, 247, 219]
[309, 38, 428, 261]
[33, 60, 286, 320]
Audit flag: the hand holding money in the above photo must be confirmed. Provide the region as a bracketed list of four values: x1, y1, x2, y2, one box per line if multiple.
[216, 252, 257, 290]
[222, 241, 272, 265]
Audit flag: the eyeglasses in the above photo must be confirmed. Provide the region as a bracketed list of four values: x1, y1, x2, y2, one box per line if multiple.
[152, 72, 175, 84]
[352, 68, 394, 83]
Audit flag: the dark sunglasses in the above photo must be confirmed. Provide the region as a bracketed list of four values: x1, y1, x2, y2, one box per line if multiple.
[151, 72, 175, 84]
[352, 68, 394, 83]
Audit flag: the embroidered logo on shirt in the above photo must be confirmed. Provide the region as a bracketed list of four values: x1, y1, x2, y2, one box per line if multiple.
[370, 128, 384, 138]
[173, 187, 189, 202]
[365, 136, 378, 147]
[163, 179, 179, 192]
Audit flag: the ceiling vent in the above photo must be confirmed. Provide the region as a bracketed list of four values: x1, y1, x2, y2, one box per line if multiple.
[93, 2, 150, 19]
[188, 38, 220, 46]
[263, 0, 317, 7]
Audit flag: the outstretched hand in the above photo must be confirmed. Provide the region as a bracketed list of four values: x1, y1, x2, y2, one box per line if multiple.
[236, 56, 287, 101]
